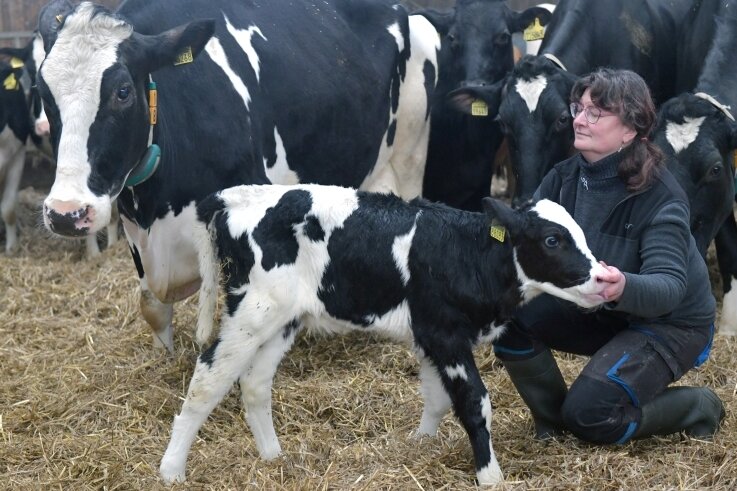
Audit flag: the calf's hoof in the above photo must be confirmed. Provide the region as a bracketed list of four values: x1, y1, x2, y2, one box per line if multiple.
[477, 460, 504, 486]
[159, 459, 186, 484]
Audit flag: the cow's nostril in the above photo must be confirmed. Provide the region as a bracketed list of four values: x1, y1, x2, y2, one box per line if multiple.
[44, 201, 93, 237]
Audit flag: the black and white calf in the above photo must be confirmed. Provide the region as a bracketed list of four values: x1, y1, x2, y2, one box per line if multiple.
[159, 184, 609, 485]
[0, 58, 31, 254]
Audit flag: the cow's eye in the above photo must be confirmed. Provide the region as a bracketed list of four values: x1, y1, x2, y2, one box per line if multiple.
[555, 111, 571, 131]
[709, 163, 722, 177]
[544, 235, 559, 248]
[117, 86, 130, 101]
[495, 31, 511, 46]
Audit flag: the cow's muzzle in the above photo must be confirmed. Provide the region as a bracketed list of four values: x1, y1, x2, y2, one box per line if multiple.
[43, 200, 96, 237]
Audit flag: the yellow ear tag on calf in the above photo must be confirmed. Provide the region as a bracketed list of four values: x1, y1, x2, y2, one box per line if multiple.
[523, 18, 545, 42]
[471, 99, 489, 117]
[10, 57, 24, 69]
[173, 46, 194, 66]
[490, 225, 506, 242]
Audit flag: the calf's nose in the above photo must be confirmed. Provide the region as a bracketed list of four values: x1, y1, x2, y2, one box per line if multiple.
[35, 119, 50, 137]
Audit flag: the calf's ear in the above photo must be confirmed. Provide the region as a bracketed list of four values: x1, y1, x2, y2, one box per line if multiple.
[415, 8, 454, 36]
[482, 197, 522, 236]
[135, 19, 216, 73]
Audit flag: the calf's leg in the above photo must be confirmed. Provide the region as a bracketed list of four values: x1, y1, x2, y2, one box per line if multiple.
[715, 215, 737, 335]
[239, 321, 301, 459]
[140, 286, 174, 352]
[1, 147, 24, 254]
[415, 355, 452, 436]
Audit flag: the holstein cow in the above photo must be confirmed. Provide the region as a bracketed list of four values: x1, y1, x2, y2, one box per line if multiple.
[1, 33, 118, 258]
[653, 8, 737, 335]
[447, 0, 700, 206]
[37, 0, 438, 351]
[0, 58, 29, 254]
[414, 0, 552, 211]
[158, 184, 609, 485]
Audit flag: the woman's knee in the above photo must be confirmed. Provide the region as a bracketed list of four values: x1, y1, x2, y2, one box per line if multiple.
[561, 376, 639, 444]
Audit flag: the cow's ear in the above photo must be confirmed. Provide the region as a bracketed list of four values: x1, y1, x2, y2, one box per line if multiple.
[447, 79, 504, 117]
[728, 120, 737, 149]
[508, 6, 553, 33]
[137, 19, 216, 73]
[415, 8, 455, 36]
[482, 198, 522, 237]
[38, 0, 75, 54]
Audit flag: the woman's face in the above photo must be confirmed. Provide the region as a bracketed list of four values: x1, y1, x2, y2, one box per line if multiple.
[572, 89, 636, 162]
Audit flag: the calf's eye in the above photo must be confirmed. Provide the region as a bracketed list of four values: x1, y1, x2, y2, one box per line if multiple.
[544, 236, 559, 248]
[117, 86, 130, 101]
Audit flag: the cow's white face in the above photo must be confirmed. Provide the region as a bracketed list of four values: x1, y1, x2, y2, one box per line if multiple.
[37, 1, 214, 237]
[40, 4, 134, 236]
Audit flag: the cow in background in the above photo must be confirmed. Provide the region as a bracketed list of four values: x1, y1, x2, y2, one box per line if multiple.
[37, 0, 438, 351]
[414, 0, 552, 211]
[1, 32, 118, 258]
[0, 58, 29, 254]
[653, 3, 737, 335]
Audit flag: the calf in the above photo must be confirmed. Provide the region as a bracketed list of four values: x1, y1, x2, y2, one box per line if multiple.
[0, 59, 31, 254]
[159, 184, 608, 485]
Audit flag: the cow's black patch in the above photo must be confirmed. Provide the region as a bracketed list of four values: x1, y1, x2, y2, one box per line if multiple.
[129, 244, 144, 279]
[386, 119, 397, 147]
[318, 192, 413, 326]
[214, 210, 255, 315]
[303, 215, 325, 242]
[199, 337, 221, 367]
[253, 189, 313, 270]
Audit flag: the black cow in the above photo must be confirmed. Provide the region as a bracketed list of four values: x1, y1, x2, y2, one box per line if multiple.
[653, 6, 737, 335]
[415, 0, 552, 211]
[0, 58, 30, 254]
[158, 184, 609, 485]
[448, 0, 700, 206]
[37, 0, 437, 351]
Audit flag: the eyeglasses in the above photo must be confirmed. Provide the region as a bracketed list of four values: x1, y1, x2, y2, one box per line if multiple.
[569, 102, 616, 124]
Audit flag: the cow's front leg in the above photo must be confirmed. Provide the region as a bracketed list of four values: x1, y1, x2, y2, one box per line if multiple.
[426, 347, 503, 486]
[1, 147, 24, 255]
[715, 214, 737, 335]
[140, 285, 174, 352]
[415, 354, 452, 436]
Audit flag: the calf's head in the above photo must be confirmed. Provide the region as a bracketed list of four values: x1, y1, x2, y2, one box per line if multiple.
[483, 197, 607, 309]
[37, 1, 214, 236]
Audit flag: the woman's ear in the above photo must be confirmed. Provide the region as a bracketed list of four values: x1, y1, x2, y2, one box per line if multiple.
[622, 125, 637, 145]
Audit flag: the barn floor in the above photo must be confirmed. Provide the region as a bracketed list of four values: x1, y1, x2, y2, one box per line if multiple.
[1, 186, 736, 490]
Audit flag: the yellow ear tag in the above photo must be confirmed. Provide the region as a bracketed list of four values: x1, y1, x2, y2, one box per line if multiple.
[10, 57, 24, 69]
[55, 14, 64, 23]
[471, 99, 489, 117]
[173, 46, 194, 66]
[490, 225, 506, 242]
[3, 73, 18, 91]
[523, 18, 545, 42]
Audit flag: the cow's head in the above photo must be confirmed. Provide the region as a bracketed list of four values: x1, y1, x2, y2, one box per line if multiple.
[37, 1, 214, 237]
[451, 55, 578, 207]
[483, 197, 607, 308]
[654, 93, 737, 255]
[417, 0, 552, 88]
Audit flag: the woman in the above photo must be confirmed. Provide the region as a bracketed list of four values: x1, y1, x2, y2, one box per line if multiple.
[494, 68, 724, 444]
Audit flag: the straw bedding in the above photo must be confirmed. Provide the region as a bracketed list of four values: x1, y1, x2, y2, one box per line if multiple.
[1, 186, 735, 490]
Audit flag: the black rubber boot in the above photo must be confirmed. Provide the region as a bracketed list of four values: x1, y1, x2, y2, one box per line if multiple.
[503, 350, 568, 439]
[634, 386, 725, 439]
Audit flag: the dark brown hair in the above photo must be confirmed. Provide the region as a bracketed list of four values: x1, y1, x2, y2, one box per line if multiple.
[571, 68, 664, 191]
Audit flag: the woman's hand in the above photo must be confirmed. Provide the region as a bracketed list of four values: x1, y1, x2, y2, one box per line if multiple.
[596, 261, 626, 302]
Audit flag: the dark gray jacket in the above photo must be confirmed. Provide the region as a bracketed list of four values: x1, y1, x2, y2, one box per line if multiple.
[535, 154, 716, 328]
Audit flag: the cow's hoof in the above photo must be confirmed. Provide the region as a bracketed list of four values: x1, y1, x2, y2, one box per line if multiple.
[477, 461, 504, 486]
[159, 459, 186, 484]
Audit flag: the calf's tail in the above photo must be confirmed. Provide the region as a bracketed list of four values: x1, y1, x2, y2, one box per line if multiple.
[194, 195, 225, 346]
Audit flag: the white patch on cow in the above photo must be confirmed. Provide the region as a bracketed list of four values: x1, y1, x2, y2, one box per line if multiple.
[359, 15, 438, 200]
[122, 203, 201, 303]
[514, 199, 607, 308]
[224, 15, 267, 83]
[41, 3, 131, 230]
[445, 364, 468, 381]
[387, 22, 405, 52]
[665, 117, 705, 154]
[515, 75, 548, 113]
[32, 33, 50, 134]
[476, 322, 507, 345]
[476, 393, 503, 485]
[719, 279, 737, 336]
[264, 127, 299, 185]
[392, 219, 418, 285]
[204, 36, 251, 109]
[362, 300, 413, 341]
[416, 357, 451, 436]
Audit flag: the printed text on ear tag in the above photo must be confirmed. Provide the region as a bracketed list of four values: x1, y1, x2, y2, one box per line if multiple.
[174, 46, 194, 66]
[523, 18, 545, 42]
[471, 99, 488, 117]
[489, 225, 506, 242]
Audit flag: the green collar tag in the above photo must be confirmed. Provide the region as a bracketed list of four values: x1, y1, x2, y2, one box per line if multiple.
[126, 144, 161, 187]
